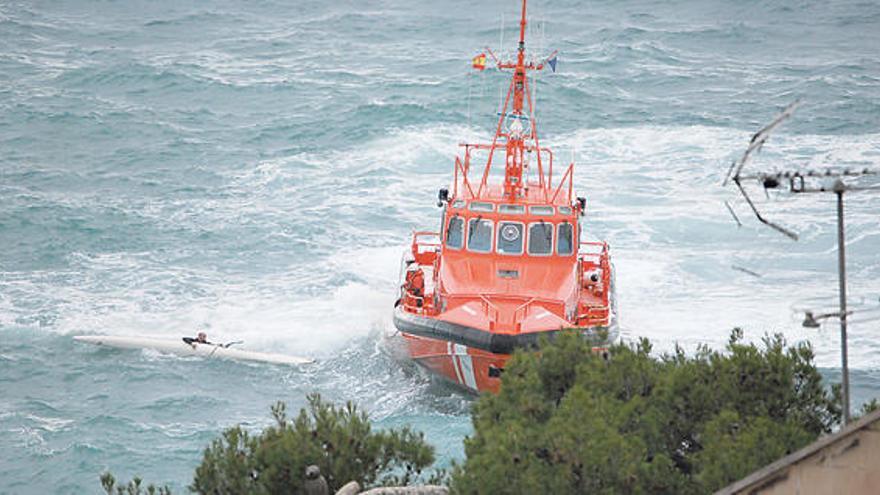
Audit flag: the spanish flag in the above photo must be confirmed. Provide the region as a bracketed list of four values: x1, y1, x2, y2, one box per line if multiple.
[472, 53, 487, 71]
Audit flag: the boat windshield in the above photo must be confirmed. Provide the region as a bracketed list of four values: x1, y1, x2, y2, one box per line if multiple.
[557, 222, 573, 255]
[497, 222, 524, 255]
[469, 202, 495, 213]
[467, 218, 493, 252]
[528, 222, 553, 255]
[446, 216, 464, 249]
[530, 206, 554, 216]
[499, 204, 525, 214]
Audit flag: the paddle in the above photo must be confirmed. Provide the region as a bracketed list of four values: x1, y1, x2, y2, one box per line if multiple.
[204, 340, 243, 357]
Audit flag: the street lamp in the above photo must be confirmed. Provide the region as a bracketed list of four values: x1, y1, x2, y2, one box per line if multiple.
[802, 310, 853, 328]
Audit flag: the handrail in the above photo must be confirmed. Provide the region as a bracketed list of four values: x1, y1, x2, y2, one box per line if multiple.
[550, 163, 574, 203]
[579, 241, 608, 258]
[413, 231, 440, 240]
[513, 297, 535, 314]
[447, 292, 561, 308]
[478, 294, 501, 316]
[578, 241, 611, 297]
[513, 297, 537, 326]
[478, 295, 501, 329]
[412, 231, 441, 249]
[453, 142, 557, 202]
[402, 293, 427, 315]
[454, 156, 476, 199]
[411, 231, 441, 268]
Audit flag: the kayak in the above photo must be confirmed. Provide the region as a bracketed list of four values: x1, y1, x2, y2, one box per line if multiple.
[73, 335, 313, 366]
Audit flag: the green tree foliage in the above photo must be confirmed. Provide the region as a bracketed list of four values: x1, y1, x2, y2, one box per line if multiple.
[191, 393, 435, 494]
[858, 398, 880, 417]
[450, 330, 841, 494]
[101, 393, 435, 494]
[100, 472, 172, 495]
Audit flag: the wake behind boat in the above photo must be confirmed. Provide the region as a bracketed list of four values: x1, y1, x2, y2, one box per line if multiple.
[73, 335, 314, 366]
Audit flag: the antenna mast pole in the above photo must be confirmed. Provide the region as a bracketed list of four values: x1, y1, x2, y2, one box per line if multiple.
[835, 183, 850, 424]
[500, 0, 528, 199]
[473, 0, 558, 201]
[725, 103, 880, 424]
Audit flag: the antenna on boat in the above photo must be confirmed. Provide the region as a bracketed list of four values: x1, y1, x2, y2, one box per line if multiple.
[455, 0, 566, 205]
[498, 12, 505, 115]
[473, 0, 562, 199]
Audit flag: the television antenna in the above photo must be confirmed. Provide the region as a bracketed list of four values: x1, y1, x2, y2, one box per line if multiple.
[723, 101, 879, 424]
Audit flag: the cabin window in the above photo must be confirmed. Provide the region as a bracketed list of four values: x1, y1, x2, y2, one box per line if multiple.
[499, 204, 525, 215]
[530, 205, 554, 216]
[467, 218, 494, 253]
[557, 222, 574, 255]
[446, 216, 464, 249]
[469, 202, 495, 213]
[452, 199, 466, 209]
[528, 222, 553, 255]
[558, 206, 573, 215]
[497, 222, 524, 255]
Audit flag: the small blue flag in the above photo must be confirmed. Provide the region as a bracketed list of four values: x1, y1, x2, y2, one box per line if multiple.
[547, 55, 558, 72]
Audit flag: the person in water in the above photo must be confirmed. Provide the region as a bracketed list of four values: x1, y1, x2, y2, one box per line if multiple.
[183, 331, 211, 347]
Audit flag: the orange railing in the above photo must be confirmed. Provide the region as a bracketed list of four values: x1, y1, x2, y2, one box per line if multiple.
[443, 292, 566, 332]
[549, 162, 574, 203]
[399, 231, 442, 315]
[478, 295, 501, 331]
[453, 143, 567, 203]
[410, 231, 440, 265]
[577, 241, 611, 325]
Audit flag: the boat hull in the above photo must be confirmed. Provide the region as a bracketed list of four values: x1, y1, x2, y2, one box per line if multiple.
[397, 330, 509, 394]
[393, 306, 616, 393]
[393, 307, 556, 355]
[73, 335, 313, 366]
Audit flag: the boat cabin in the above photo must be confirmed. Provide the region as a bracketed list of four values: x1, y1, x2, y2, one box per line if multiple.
[442, 199, 578, 258]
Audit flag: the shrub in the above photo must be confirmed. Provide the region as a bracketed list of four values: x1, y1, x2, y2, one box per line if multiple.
[449, 330, 841, 494]
[191, 393, 435, 494]
[102, 393, 436, 494]
[100, 472, 171, 495]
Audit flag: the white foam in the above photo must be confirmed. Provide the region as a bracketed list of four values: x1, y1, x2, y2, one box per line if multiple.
[37, 244, 404, 361]
[8, 123, 879, 369]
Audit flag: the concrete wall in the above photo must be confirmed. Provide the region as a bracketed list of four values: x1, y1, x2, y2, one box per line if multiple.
[718, 416, 880, 495]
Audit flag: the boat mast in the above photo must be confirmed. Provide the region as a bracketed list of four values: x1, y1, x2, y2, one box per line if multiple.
[467, 0, 564, 203]
[503, 0, 529, 199]
[474, 0, 542, 200]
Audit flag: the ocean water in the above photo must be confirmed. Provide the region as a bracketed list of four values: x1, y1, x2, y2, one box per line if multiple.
[2, 0, 879, 492]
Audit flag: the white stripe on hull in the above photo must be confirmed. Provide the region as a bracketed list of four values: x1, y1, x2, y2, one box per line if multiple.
[453, 343, 478, 391]
[447, 341, 465, 385]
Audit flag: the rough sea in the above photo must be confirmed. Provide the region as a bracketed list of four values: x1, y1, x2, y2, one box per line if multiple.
[2, 0, 879, 492]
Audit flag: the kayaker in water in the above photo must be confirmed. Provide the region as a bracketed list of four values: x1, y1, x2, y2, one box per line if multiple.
[183, 331, 211, 347]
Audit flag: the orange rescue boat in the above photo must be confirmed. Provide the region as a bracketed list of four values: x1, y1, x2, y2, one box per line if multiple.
[392, 0, 616, 393]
